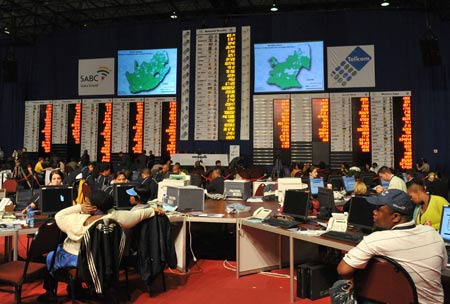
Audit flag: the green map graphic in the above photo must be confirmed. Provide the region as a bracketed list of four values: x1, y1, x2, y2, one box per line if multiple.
[267, 48, 311, 89]
[125, 51, 170, 94]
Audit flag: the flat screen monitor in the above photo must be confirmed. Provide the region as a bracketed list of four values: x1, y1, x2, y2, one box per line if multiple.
[439, 206, 450, 245]
[380, 179, 389, 188]
[348, 196, 376, 232]
[342, 176, 356, 193]
[282, 189, 310, 220]
[359, 173, 375, 187]
[254, 41, 324, 93]
[39, 186, 74, 215]
[317, 187, 335, 210]
[113, 183, 138, 210]
[309, 178, 324, 196]
[402, 172, 408, 183]
[117, 48, 177, 96]
[328, 175, 344, 191]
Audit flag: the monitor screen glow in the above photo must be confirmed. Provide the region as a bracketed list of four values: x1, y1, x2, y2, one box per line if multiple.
[309, 178, 324, 196]
[342, 176, 356, 193]
[439, 206, 450, 243]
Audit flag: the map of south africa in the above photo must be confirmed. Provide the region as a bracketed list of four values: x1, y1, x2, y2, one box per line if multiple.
[125, 51, 170, 94]
[267, 46, 311, 89]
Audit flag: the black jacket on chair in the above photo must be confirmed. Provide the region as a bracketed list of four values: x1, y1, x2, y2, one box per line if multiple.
[78, 218, 126, 294]
[132, 215, 177, 284]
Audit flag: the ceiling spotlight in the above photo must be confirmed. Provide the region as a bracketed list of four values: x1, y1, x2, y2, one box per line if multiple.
[4, 27, 10, 34]
[170, 12, 178, 19]
[270, 3, 278, 12]
[381, 1, 390, 7]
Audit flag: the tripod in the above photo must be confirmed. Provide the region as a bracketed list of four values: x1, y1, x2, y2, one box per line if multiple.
[13, 161, 34, 191]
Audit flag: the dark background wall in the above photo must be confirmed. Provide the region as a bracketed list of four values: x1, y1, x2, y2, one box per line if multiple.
[0, 10, 449, 173]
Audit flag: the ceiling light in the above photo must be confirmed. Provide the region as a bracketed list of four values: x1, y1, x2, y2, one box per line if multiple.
[4, 27, 10, 35]
[270, 3, 278, 12]
[170, 12, 178, 19]
[381, 1, 390, 7]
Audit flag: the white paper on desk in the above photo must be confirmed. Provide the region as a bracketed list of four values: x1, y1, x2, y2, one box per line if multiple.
[292, 229, 327, 236]
[198, 213, 225, 218]
[246, 197, 263, 203]
[245, 218, 264, 223]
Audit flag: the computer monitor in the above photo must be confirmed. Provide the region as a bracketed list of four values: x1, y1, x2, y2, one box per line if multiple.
[113, 183, 137, 210]
[359, 172, 376, 187]
[282, 189, 310, 221]
[348, 196, 376, 233]
[402, 172, 408, 183]
[327, 175, 344, 191]
[439, 206, 450, 245]
[309, 178, 324, 196]
[342, 176, 356, 193]
[317, 187, 336, 219]
[39, 185, 74, 215]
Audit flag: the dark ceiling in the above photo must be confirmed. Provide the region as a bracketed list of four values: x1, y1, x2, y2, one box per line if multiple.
[1, 0, 449, 44]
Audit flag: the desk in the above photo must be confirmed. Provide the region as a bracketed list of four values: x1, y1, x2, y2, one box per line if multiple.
[237, 220, 354, 302]
[172, 199, 280, 272]
[1, 226, 38, 262]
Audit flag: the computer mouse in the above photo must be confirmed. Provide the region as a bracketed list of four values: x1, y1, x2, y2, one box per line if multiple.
[0, 224, 7, 228]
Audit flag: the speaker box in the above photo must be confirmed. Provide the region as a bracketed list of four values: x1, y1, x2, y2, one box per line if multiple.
[297, 263, 339, 300]
[420, 38, 441, 66]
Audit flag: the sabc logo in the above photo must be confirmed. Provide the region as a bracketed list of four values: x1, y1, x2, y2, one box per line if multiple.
[80, 66, 111, 83]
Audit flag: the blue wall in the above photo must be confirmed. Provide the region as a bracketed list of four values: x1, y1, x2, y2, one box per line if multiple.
[1, 10, 449, 173]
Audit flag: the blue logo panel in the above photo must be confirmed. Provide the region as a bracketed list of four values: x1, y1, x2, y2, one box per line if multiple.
[346, 47, 372, 71]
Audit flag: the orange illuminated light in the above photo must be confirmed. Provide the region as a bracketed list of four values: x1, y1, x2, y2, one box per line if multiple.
[399, 96, 412, 169]
[41, 104, 52, 153]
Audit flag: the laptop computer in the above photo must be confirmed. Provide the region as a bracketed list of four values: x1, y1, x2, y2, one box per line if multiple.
[439, 205, 450, 246]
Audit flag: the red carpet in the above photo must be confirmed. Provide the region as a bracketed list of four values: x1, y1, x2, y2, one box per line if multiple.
[0, 234, 331, 304]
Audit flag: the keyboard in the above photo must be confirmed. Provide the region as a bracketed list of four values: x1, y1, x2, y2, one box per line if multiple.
[321, 230, 364, 244]
[262, 217, 302, 229]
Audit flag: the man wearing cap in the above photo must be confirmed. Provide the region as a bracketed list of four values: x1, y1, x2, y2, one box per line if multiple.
[336, 189, 447, 303]
[127, 184, 152, 211]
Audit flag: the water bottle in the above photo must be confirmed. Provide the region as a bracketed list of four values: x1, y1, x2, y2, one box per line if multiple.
[26, 206, 35, 228]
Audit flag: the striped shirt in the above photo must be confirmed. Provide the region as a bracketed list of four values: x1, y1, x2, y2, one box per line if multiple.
[343, 221, 447, 304]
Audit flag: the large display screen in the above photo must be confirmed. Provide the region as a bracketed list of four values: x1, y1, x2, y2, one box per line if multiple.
[254, 41, 324, 93]
[118, 49, 177, 96]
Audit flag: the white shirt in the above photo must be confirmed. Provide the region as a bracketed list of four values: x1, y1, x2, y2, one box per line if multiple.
[343, 221, 447, 304]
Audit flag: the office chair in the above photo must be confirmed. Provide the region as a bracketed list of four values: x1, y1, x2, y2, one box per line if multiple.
[0, 219, 62, 303]
[354, 255, 418, 304]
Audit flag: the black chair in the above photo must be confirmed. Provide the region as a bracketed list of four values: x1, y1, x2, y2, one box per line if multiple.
[53, 217, 127, 303]
[0, 219, 62, 303]
[354, 255, 418, 304]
